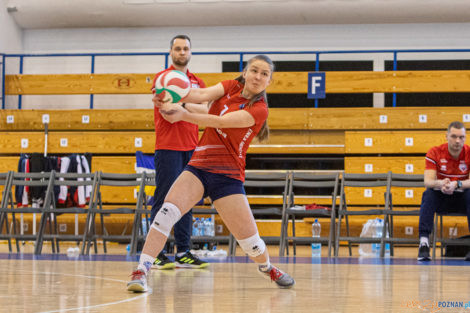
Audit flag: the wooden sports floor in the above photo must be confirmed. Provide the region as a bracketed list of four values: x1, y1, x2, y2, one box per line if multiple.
[1, 243, 470, 313]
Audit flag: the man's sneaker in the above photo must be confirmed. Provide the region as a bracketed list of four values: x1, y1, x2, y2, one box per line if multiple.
[417, 243, 431, 261]
[258, 265, 295, 289]
[127, 269, 148, 292]
[175, 251, 209, 269]
[152, 252, 176, 270]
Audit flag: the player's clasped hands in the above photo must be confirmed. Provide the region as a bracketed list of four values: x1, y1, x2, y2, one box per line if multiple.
[152, 88, 184, 123]
[151, 88, 168, 109]
[159, 101, 185, 124]
[440, 178, 457, 195]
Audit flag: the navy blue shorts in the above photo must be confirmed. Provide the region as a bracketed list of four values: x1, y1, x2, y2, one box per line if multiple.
[184, 165, 245, 201]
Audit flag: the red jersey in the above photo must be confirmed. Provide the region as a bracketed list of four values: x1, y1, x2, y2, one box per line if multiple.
[188, 80, 269, 181]
[425, 143, 470, 181]
[152, 65, 206, 151]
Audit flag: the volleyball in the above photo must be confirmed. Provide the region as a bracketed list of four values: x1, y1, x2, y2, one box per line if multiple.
[155, 70, 190, 103]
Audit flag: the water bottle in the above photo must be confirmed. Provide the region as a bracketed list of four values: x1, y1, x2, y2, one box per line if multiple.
[205, 218, 210, 236]
[198, 218, 206, 236]
[142, 217, 148, 235]
[67, 246, 79, 258]
[384, 220, 390, 257]
[192, 218, 200, 236]
[311, 219, 322, 258]
[207, 218, 215, 236]
[385, 236, 391, 258]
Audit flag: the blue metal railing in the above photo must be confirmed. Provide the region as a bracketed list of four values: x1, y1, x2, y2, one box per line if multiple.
[1, 53, 4, 110]
[2, 48, 470, 109]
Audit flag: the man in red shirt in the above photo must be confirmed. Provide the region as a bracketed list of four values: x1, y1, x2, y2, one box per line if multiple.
[418, 121, 470, 261]
[150, 35, 208, 269]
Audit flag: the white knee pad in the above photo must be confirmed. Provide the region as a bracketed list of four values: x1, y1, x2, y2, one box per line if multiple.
[151, 202, 182, 237]
[237, 233, 266, 257]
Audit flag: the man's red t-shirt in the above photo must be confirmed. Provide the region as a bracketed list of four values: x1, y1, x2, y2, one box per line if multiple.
[152, 65, 206, 151]
[188, 80, 269, 182]
[425, 143, 470, 181]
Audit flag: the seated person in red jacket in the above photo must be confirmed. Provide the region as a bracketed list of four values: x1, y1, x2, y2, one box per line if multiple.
[418, 121, 470, 261]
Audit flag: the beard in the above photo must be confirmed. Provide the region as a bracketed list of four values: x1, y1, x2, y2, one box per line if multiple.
[449, 145, 463, 155]
[172, 57, 190, 67]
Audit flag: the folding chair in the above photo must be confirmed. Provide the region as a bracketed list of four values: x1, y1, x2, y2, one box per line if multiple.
[0, 171, 13, 251]
[432, 211, 470, 259]
[84, 172, 150, 256]
[335, 173, 391, 257]
[384, 173, 424, 256]
[34, 171, 99, 255]
[134, 171, 154, 251]
[235, 171, 289, 255]
[0, 171, 55, 254]
[279, 171, 340, 257]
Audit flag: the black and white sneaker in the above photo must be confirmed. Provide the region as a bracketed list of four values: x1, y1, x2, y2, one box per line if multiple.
[417, 243, 431, 261]
[152, 252, 176, 270]
[175, 251, 209, 269]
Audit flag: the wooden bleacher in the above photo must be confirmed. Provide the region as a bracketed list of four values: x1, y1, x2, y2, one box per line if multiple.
[6, 70, 470, 94]
[3, 70, 470, 241]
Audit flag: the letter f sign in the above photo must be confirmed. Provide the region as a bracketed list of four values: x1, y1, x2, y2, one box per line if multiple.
[307, 72, 326, 99]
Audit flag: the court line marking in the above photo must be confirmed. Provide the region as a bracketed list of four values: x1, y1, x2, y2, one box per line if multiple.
[16, 270, 151, 313]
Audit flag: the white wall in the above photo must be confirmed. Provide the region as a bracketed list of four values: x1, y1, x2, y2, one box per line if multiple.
[22, 23, 470, 53]
[4, 23, 470, 109]
[0, 1, 22, 53]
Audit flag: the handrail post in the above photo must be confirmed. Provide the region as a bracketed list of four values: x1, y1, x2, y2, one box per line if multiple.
[90, 55, 95, 109]
[1, 54, 5, 109]
[392, 51, 398, 107]
[239, 53, 244, 72]
[18, 55, 23, 109]
[314, 52, 320, 108]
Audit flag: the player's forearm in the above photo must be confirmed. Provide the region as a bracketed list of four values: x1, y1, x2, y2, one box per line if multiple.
[180, 111, 223, 128]
[180, 110, 253, 129]
[183, 102, 209, 114]
[424, 178, 444, 189]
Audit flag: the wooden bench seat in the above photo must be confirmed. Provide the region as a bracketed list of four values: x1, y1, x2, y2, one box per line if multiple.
[345, 130, 444, 154]
[345, 156, 424, 174]
[0, 130, 345, 154]
[1, 107, 469, 131]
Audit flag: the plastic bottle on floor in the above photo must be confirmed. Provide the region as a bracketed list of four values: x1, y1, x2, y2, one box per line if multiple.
[207, 217, 215, 236]
[199, 218, 205, 236]
[311, 219, 322, 258]
[192, 218, 200, 236]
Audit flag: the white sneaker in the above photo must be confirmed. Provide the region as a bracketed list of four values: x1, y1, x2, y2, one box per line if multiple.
[127, 269, 148, 292]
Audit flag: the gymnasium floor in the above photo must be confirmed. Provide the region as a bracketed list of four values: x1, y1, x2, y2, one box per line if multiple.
[1, 243, 470, 313]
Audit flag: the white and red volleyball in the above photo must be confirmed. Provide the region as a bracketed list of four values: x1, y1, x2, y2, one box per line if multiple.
[154, 70, 190, 103]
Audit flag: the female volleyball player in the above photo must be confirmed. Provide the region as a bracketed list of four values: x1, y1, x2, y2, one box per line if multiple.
[127, 55, 295, 292]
